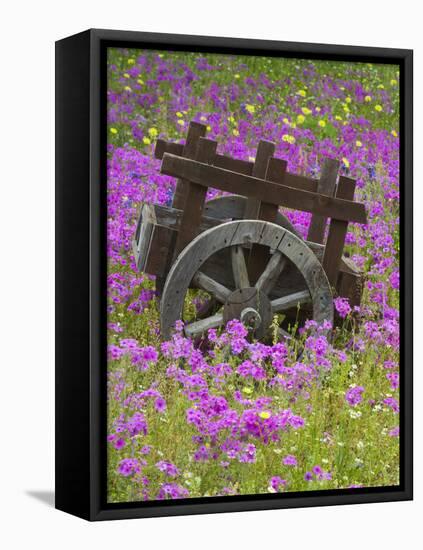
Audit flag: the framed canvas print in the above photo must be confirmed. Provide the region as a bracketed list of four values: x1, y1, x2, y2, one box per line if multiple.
[55, 29, 413, 521]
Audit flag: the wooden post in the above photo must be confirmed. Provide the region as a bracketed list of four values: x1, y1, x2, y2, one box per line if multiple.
[174, 138, 217, 257]
[322, 176, 357, 287]
[171, 121, 207, 209]
[243, 141, 275, 284]
[307, 158, 340, 243]
[243, 140, 276, 219]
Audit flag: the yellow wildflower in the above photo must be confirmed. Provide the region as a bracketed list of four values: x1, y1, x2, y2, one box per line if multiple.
[377, 84, 385, 89]
[318, 120, 326, 128]
[124, 86, 132, 92]
[233, 129, 240, 136]
[127, 59, 135, 65]
[391, 130, 398, 138]
[342, 157, 350, 168]
[345, 96, 352, 104]
[259, 411, 271, 419]
[245, 104, 255, 114]
[234, 74, 240, 79]
[296, 114, 305, 124]
[282, 134, 296, 144]
[356, 140, 362, 147]
[176, 112, 183, 118]
[283, 117, 291, 126]
[375, 104, 383, 112]
[207, 125, 211, 131]
[297, 90, 306, 97]
[148, 127, 158, 138]
[228, 115, 235, 123]
[301, 107, 312, 115]
[110, 127, 118, 134]
[123, 73, 130, 79]
[242, 387, 253, 394]
[364, 95, 372, 102]
[142, 136, 151, 145]
[335, 115, 342, 121]
[137, 79, 144, 86]
[177, 119, 185, 126]
[315, 107, 321, 112]
[391, 79, 398, 86]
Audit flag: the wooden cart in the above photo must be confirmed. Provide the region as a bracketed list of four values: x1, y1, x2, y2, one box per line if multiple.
[133, 121, 367, 341]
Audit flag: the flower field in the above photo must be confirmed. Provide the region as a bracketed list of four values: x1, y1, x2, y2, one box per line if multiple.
[106, 48, 400, 503]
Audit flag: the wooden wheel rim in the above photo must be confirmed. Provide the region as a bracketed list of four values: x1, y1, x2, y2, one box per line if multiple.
[160, 220, 333, 339]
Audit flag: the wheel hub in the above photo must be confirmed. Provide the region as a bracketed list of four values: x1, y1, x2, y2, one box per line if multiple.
[223, 287, 272, 339]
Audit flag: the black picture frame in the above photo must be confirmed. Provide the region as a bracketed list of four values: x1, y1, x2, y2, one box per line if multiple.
[55, 28, 413, 521]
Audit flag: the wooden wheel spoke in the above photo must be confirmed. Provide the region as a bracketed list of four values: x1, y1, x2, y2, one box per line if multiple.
[191, 271, 231, 304]
[184, 312, 224, 338]
[278, 327, 292, 340]
[271, 290, 311, 313]
[231, 245, 250, 289]
[255, 250, 286, 295]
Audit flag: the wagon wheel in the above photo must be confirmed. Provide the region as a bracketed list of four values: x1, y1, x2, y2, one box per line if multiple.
[160, 220, 333, 341]
[193, 194, 303, 319]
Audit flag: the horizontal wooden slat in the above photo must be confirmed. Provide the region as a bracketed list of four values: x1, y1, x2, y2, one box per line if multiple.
[155, 139, 319, 190]
[267, 157, 318, 192]
[161, 153, 367, 225]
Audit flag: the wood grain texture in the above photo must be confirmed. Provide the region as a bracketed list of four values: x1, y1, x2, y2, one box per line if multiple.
[244, 140, 275, 219]
[307, 158, 340, 243]
[191, 271, 231, 303]
[174, 137, 217, 256]
[160, 153, 367, 224]
[323, 176, 357, 286]
[184, 313, 224, 337]
[156, 139, 319, 191]
[271, 289, 311, 313]
[231, 246, 250, 289]
[255, 251, 287, 295]
[171, 121, 207, 209]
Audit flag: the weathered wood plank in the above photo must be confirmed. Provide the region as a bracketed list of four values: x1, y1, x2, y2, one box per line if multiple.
[155, 139, 183, 159]
[191, 271, 231, 303]
[249, 158, 288, 283]
[156, 139, 319, 190]
[337, 269, 363, 308]
[160, 153, 367, 224]
[174, 138, 217, 256]
[171, 122, 207, 209]
[323, 176, 357, 286]
[184, 313, 224, 337]
[255, 251, 287, 295]
[244, 140, 276, 219]
[307, 158, 340, 243]
[271, 290, 311, 313]
[267, 157, 318, 192]
[231, 246, 250, 289]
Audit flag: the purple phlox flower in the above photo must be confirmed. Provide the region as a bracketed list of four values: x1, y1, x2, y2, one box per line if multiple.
[345, 386, 365, 407]
[269, 476, 287, 492]
[154, 396, 167, 413]
[283, 454, 297, 466]
[157, 482, 189, 500]
[117, 458, 141, 477]
[334, 296, 352, 318]
[155, 460, 180, 477]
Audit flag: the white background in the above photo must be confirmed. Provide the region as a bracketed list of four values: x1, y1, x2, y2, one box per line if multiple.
[0, 1, 420, 548]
